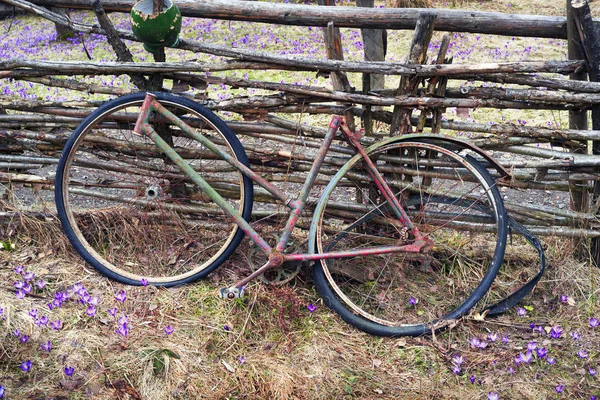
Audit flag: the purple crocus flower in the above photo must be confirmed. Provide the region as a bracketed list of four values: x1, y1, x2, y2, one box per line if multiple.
[501, 335, 510, 344]
[589, 368, 597, 376]
[0, 385, 4, 397]
[469, 337, 481, 348]
[19, 335, 28, 344]
[19, 360, 32, 372]
[469, 375, 476, 384]
[520, 351, 533, 364]
[527, 341, 537, 351]
[140, 278, 148, 287]
[41, 341, 51, 352]
[452, 354, 465, 365]
[36, 279, 46, 290]
[116, 324, 129, 337]
[555, 384, 564, 393]
[536, 347, 547, 358]
[13, 329, 20, 337]
[507, 366, 515, 374]
[239, 355, 246, 365]
[307, 303, 317, 313]
[14, 266, 24, 275]
[28, 309, 38, 319]
[571, 331, 581, 340]
[560, 294, 568, 303]
[487, 392, 499, 400]
[64, 366, 74, 376]
[23, 272, 34, 281]
[590, 318, 599, 328]
[164, 325, 174, 335]
[547, 356, 556, 365]
[50, 320, 63, 331]
[408, 297, 418, 306]
[38, 316, 48, 326]
[86, 306, 97, 317]
[578, 349, 588, 358]
[107, 307, 117, 317]
[550, 326, 563, 339]
[224, 325, 230, 332]
[14, 281, 24, 290]
[451, 364, 461, 375]
[488, 332, 498, 342]
[517, 307, 527, 317]
[15, 291, 25, 300]
[118, 315, 128, 326]
[115, 290, 126, 303]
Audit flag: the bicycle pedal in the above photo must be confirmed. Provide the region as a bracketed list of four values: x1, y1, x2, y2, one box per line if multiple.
[219, 287, 244, 299]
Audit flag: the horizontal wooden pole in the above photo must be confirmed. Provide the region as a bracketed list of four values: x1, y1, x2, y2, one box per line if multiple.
[24, 0, 599, 39]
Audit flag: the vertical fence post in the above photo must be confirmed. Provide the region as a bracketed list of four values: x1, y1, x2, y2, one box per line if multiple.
[357, 0, 386, 136]
[572, 0, 600, 266]
[567, 0, 589, 213]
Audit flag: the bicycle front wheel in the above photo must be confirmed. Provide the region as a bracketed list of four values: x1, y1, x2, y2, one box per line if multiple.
[55, 92, 254, 286]
[311, 140, 507, 336]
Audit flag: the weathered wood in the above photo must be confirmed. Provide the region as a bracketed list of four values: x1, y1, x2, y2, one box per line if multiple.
[390, 13, 436, 135]
[572, 0, 600, 264]
[25, 0, 599, 39]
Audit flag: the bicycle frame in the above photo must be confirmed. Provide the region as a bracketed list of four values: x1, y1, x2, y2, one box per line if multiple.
[133, 93, 433, 289]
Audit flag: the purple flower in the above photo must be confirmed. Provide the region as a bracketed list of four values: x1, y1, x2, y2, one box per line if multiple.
[64, 366, 74, 377]
[14, 281, 25, 290]
[547, 356, 556, 365]
[452, 354, 465, 365]
[520, 351, 533, 364]
[116, 324, 129, 337]
[578, 349, 588, 358]
[140, 278, 148, 287]
[527, 341, 537, 351]
[536, 347, 547, 358]
[451, 364, 461, 375]
[19, 360, 32, 372]
[0, 385, 4, 397]
[469, 337, 481, 348]
[560, 294, 568, 303]
[555, 384, 564, 394]
[507, 366, 515, 374]
[37, 316, 48, 326]
[408, 297, 418, 306]
[307, 303, 317, 313]
[28, 309, 38, 319]
[550, 326, 563, 339]
[589, 368, 597, 376]
[590, 318, 599, 328]
[224, 325, 230, 332]
[15, 291, 25, 300]
[36, 279, 46, 290]
[23, 272, 34, 281]
[487, 392, 499, 400]
[488, 332, 498, 342]
[517, 307, 527, 317]
[501, 335, 510, 344]
[20, 335, 28, 344]
[13, 329, 20, 337]
[86, 306, 97, 317]
[164, 325, 174, 335]
[41, 341, 51, 352]
[107, 307, 117, 317]
[115, 290, 126, 302]
[88, 296, 98, 306]
[239, 355, 246, 365]
[514, 355, 522, 365]
[477, 341, 488, 349]
[571, 331, 581, 340]
[118, 315, 129, 326]
[469, 375, 476, 384]
[14, 266, 24, 275]
[50, 320, 63, 331]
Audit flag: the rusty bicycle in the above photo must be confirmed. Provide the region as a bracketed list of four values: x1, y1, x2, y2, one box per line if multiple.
[55, 91, 509, 336]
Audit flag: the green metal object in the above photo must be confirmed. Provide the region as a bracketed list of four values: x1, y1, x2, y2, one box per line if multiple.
[131, 0, 181, 54]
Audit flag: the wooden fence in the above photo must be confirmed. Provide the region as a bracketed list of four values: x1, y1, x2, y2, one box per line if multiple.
[1, 0, 600, 256]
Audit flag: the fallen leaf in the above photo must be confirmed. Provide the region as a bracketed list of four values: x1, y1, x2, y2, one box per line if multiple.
[372, 359, 382, 368]
[222, 359, 235, 373]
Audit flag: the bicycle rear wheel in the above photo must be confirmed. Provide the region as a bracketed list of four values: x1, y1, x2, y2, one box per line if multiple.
[55, 92, 253, 286]
[311, 140, 507, 336]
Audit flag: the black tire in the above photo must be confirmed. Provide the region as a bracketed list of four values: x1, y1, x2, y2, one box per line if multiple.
[311, 140, 507, 336]
[55, 92, 253, 286]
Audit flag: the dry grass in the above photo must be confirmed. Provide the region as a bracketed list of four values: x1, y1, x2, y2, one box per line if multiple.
[1, 214, 600, 399]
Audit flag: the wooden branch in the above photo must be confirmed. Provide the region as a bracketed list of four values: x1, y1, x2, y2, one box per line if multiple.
[24, 0, 600, 39]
